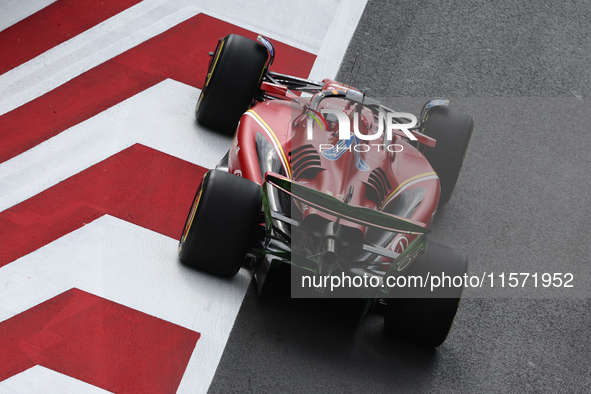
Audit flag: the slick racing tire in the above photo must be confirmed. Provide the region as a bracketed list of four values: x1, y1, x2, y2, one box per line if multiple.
[178, 170, 262, 278]
[384, 241, 468, 347]
[196, 34, 269, 135]
[420, 106, 473, 205]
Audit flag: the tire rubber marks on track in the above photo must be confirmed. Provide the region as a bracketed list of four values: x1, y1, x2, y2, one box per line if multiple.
[0, 288, 200, 394]
[0, 13, 315, 164]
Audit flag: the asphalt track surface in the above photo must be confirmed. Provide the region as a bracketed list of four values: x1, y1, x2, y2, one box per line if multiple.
[209, 1, 591, 393]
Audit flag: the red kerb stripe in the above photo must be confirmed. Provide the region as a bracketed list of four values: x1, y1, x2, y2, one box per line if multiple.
[0, 144, 207, 267]
[0, 0, 143, 75]
[0, 14, 316, 164]
[0, 288, 200, 393]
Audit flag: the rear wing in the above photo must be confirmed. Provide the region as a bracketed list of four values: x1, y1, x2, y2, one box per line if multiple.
[264, 172, 430, 235]
[261, 172, 430, 292]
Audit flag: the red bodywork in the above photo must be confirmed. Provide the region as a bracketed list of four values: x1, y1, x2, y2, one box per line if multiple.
[228, 80, 440, 256]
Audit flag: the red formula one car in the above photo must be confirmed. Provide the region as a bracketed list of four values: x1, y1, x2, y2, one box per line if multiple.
[178, 34, 474, 346]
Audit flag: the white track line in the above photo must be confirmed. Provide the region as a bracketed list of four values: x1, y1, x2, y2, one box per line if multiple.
[0, 215, 252, 394]
[308, 0, 368, 81]
[0, 79, 231, 212]
[0, 0, 367, 116]
[0, 0, 56, 32]
[0, 0, 201, 115]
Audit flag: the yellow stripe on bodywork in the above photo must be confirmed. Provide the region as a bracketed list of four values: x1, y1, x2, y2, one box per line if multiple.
[247, 109, 292, 178]
[382, 171, 437, 208]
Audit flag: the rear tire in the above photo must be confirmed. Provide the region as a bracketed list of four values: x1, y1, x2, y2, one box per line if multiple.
[384, 241, 468, 347]
[196, 34, 269, 135]
[178, 170, 262, 277]
[421, 107, 473, 205]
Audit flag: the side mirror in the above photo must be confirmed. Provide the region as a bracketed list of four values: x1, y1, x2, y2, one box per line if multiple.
[257, 35, 275, 67]
[419, 98, 449, 125]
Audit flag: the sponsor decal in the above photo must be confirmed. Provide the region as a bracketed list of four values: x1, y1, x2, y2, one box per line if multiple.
[318, 133, 371, 171]
[396, 241, 423, 272]
[393, 235, 409, 254]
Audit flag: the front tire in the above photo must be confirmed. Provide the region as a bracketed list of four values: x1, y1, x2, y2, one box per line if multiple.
[384, 241, 468, 347]
[178, 170, 262, 277]
[421, 107, 473, 205]
[196, 34, 269, 135]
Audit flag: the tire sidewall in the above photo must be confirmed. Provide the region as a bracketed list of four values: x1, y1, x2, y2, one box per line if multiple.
[421, 107, 474, 205]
